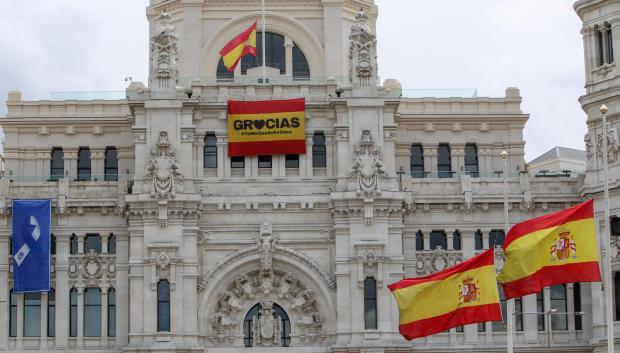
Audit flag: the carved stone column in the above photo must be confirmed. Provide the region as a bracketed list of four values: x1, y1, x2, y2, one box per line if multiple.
[101, 284, 109, 345]
[76, 286, 84, 348]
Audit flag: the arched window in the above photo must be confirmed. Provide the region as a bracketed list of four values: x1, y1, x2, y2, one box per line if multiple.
[242, 32, 285, 74]
[606, 23, 614, 64]
[415, 230, 424, 251]
[312, 132, 326, 168]
[157, 280, 170, 332]
[24, 296, 46, 336]
[475, 229, 484, 250]
[107, 234, 116, 254]
[243, 302, 291, 347]
[410, 144, 424, 178]
[204, 134, 217, 168]
[70, 234, 78, 255]
[429, 230, 447, 250]
[464, 143, 479, 177]
[452, 230, 462, 251]
[292, 45, 310, 80]
[104, 147, 118, 181]
[437, 143, 452, 178]
[70, 288, 78, 337]
[108, 288, 116, 337]
[550, 284, 567, 330]
[9, 289, 16, 337]
[48, 288, 55, 337]
[77, 147, 91, 181]
[84, 288, 102, 337]
[84, 233, 102, 254]
[489, 229, 505, 249]
[50, 147, 64, 181]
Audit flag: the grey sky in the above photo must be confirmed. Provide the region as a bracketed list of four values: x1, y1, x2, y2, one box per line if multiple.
[0, 0, 586, 161]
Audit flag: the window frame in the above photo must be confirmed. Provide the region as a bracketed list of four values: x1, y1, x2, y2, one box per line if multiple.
[50, 147, 64, 181]
[48, 288, 56, 337]
[464, 143, 479, 177]
[204, 133, 218, 169]
[157, 280, 171, 332]
[312, 132, 327, 168]
[104, 146, 118, 181]
[364, 277, 378, 330]
[437, 143, 452, 178]
[258, 155, 272, 169]
[77, 146, 91, 181]
[84, 287, 102, 337]
[410, 144, 425, 178]
[108, 288, 116, 337]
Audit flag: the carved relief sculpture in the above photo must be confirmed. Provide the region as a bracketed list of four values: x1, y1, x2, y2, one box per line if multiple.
[596, 123, 620, 162]
[150, 11, 179, 87]
[257, 220, 277, 276]
[349, 8, 377, 86]
[252, 300, 282, 347]
[349, 130, 389, 198]
[144, 131, 184, 199]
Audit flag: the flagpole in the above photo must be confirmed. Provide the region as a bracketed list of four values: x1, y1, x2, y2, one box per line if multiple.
[599, 104, 614, 353]
[501, 149, 514, 353]
[261, 0, 266, 83]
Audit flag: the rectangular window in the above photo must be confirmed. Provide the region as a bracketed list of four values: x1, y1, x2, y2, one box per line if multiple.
[231, 156, 245, 169]
[598, 29, 605, 66]
[312, 132, 327, 168]
[24, 293, 41, 337]
[452, 230, 462, 250]
[70, 289, 78, 337]
[50, 147, 64, 181]
[204, 134, 217, 168]
[493, 285, 506, 332]
[77, 147, 91, 181]
[488, 229, 505, 249]
[158, 281, 171, 332]
[429, 230, 447, 250]
[437, 143, 452, 178]
[537, 290, 545, 331]
[84, 233, 102, 254]
[415, 230, 424, 251]
[606, 25, 614, 64]
[104, 147, 118, 181]
[48, 289, 55, 337]
[70, 234, 78, 255]
[410, 144, 425, 178]
[285, 154, 299, 168]
[464, 143, 479, 177]
[9, 289, 16, 337]
[108, 288, 116, 337]
[478, 322, 486, 332]
[515, 297, 524, 331]
[258, 155, 272, 169]
[550, 284, 567, 330]
[574, 283, 582, 330]
[107, 234, 116, 254]
[615, 272, 620, 321]
[84, 288, 102, 337]
[364, 277, 377, 330]
[475, 229, 484, 250]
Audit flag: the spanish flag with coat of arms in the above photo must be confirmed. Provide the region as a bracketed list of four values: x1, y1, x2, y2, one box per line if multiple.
[219, 22, 257, 72]
[388, 249, 502, 340]
[498, 199, 601, 300]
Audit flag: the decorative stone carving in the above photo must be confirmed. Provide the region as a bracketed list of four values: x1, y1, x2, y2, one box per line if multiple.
[415, 248, 463, 276]
[68, 250, 116, 286]
[149, 247, 182, 290]
[494, 245, 506, 274]
[611, 236, 620, 265]
[597, 123, 620, 162]
[584, 132, 594, 161]
[150, 11, 179, 87]
[349, 130, 388, 198]
[349, 8, 377, 86]
[144, 131, 184, 199]
[252, 300, 282, 347]
[257, 220, 277, 276]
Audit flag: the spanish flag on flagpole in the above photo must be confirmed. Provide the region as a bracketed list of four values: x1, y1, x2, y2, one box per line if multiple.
[498, 199, 601, 300]
[219, 22, 257, 72]
[388, 249, 502, 340]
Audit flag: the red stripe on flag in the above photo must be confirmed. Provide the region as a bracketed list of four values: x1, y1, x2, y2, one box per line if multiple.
[219, 22, 257, 56]
[501, 261, 601, 300]
[503, 199, 593, 250]
[228, 98, 305, 115]
[388, 249, 494, 291]
[398, 303, 502, 341]
[228, 140, 306, 157]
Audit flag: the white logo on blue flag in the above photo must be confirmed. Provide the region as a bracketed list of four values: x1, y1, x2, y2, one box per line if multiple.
[12, 199, 51, 293]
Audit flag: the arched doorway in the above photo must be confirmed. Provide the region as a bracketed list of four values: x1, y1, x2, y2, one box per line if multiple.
[243, 301, 291, 347]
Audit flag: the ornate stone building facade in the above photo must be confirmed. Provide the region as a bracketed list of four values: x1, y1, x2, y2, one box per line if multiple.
[0, 0, 618, 352]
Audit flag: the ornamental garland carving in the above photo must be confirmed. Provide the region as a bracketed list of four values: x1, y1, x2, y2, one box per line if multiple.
[349, 8, 377, 87]
[150, 11, 179, 87]
[144, 131, 184, 199]
[415, 248, 462, 276]
[349, 130, 389, 198]
[68, 251, 116, 287]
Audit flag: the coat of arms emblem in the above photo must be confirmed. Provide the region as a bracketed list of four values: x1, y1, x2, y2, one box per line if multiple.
[458, 276, 480, 305]
[550, 228, 577, 261]
[144, 131, 184, 199]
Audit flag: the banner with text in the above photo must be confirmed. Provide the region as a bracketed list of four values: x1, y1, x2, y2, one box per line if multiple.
[227, 98, 306, 156]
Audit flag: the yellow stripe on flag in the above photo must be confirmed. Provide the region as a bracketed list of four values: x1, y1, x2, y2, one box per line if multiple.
[222, 30, 256, 69]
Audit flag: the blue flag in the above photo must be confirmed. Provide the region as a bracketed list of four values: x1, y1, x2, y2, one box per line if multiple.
[12, 199, 51, 293]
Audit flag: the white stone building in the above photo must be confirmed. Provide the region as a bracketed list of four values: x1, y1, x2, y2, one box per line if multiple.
[0, 0, 618, 352]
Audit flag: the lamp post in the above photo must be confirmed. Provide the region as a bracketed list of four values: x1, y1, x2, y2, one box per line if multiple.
[501, 149, 514, 353]
[599, 104, 614, 353]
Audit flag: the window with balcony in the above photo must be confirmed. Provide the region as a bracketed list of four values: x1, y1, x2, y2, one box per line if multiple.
[464, 143, 479, 177]
[551, 284, 567, 330]
[475, 229, 484, 250]
[84, 233, 102, 254]
[415, 230, 424, 251]
[104, 147, 118, 181]
[50, 147, 64, 181]
[437, 143, 452, 178]
[488, 229, 505, 249]
[204, 134, 217, 169]
[410, 144, 425, 178]
[364, 277, 377, 330]
[452, 230, 462, 250]
[313, 132, 326, 168]
[429, 230, 447, 250]
[84, 288, 102, 336]
[77, 147, 91, 181]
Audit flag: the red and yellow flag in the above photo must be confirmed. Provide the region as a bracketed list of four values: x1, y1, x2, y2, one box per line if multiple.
[219, 22, 257, 72]
[388, 249, 502, 340]
[498, 199, 601, 300]
[227, 98, 306, 156]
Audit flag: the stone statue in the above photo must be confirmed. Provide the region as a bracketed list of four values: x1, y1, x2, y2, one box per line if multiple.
[349, 8, 377, 86]
[597, 123, 620, 162]
[349, 130, 388, 197]
[144, 131, 184, 199]
[252, 300, 282, 347]
[150, 11, 179, 87]
[256, 220, 277, 276]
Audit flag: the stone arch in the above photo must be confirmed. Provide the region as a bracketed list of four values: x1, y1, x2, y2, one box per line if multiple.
[198, 253, 335, 347]
[202, 12, 325, 79]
